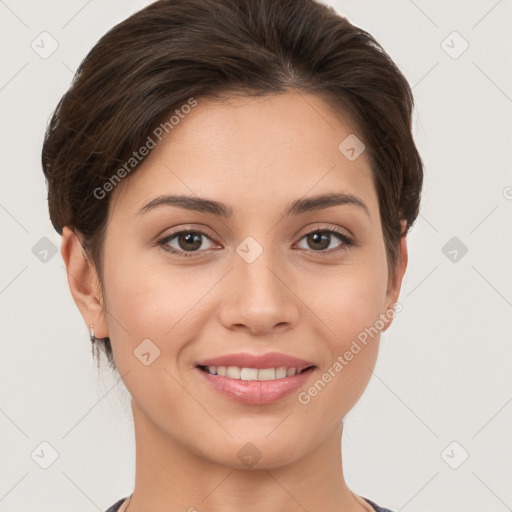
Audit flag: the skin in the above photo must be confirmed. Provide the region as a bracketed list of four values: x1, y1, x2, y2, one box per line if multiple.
[61, 91, 407, 512]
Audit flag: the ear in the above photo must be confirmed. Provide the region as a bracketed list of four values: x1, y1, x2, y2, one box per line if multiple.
[60, 226, 109, 339]
[381, 220, 408, 332]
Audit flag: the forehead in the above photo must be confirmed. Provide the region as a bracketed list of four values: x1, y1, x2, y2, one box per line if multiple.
[110, 92, 378, 221]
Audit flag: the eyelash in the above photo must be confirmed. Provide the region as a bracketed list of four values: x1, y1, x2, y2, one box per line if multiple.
[156, 226, 355, 258]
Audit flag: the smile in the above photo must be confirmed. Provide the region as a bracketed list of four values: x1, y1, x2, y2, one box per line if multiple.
[198, 365, 311, 381]
[196, 366, 316, 404]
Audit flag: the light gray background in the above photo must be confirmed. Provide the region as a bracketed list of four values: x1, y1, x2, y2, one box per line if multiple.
[1, 1, 511, 511]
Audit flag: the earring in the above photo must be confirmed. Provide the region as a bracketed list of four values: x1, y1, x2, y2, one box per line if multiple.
[89, 323, 96, 343]
[89, 322, 101, 368]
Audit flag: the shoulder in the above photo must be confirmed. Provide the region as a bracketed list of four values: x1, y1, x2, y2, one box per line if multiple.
[363, 496, 396, 512]
[104, 497, 128, 512]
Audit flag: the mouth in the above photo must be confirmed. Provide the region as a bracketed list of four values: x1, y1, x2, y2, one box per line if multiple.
[195, 353, 317, 405]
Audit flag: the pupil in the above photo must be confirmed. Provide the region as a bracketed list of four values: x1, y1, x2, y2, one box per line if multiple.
[181, 232, 201, 251]
[309, 232, 329, 250]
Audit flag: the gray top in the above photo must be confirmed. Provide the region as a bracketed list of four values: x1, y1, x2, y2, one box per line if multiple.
[105, 496, 395, 512]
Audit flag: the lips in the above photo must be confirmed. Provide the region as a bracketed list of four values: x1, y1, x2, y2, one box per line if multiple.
[195, 352, 316, 405]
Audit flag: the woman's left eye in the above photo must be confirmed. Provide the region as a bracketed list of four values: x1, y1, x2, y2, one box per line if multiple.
[295, 228, 354, 254]
[157, 227, 354, 258]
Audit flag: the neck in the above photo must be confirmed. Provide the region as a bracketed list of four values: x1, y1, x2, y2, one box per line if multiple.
[125, 399, 372, 512]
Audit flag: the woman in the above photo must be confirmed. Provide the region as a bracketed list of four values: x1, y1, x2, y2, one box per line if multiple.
[42, 0, 423, 511]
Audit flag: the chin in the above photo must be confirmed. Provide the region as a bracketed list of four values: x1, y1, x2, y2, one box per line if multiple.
[198, 433, 308, 471]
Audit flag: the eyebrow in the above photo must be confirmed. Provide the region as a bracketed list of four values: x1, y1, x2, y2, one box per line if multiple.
[136, 192, 370, 218]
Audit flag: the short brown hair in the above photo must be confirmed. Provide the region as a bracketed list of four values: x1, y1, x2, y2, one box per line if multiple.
[42, 0, 423, 368]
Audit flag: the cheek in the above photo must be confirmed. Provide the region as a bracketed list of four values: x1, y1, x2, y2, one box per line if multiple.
[327, 275, 387, 341]
[299, 247, 389, 406]
[102, 244, 215, 368]
[100, 242, 172, 352]
[310, 248, 388, 344]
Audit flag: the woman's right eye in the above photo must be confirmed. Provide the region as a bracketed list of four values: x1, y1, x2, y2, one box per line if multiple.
[157, 230, 216, 258]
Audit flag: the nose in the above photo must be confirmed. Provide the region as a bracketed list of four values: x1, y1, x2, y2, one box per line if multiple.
[218, 246, 301, 336]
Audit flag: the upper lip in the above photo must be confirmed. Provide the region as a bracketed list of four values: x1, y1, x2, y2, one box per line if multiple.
[197, 352, 315, 372]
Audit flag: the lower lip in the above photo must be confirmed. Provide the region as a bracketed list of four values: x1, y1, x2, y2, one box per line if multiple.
[197, 367, 315, 405]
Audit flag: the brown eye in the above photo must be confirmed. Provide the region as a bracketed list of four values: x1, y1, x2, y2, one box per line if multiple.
[296, 228, 354, 253]
[158, 230, 215, 257]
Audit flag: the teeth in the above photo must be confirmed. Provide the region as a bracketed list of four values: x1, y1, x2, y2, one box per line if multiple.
[226, 366, 241, 379]
[240, 368, 258, 381]
[275, 367, 287, 379]
[203, 365, 308, 381]
[258, 368, 275, 380]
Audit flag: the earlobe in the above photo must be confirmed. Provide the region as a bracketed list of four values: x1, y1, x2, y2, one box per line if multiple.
[60, 227, 109, 338]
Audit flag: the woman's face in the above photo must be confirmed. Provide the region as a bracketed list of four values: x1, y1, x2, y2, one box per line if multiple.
[90, 92, 406, 468]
